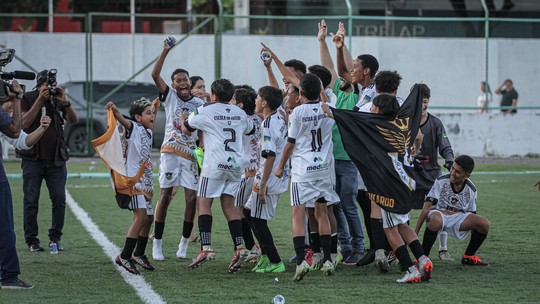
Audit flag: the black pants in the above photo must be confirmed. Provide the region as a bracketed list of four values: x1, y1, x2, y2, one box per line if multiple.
[22, 159, 67, 245]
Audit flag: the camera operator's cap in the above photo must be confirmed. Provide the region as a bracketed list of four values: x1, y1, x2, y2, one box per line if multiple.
[36, 69, 49, 87]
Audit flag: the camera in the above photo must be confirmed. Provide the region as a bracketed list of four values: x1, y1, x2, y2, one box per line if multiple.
[46, 68, 60, 97]
[0, 49, 35, 103]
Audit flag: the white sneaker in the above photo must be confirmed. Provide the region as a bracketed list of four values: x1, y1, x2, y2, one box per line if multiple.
[176, 237, 189, 259]
[152, 238, 164, 261]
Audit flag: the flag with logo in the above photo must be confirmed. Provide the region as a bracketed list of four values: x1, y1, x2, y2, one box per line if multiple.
[330, 85, 423, 214]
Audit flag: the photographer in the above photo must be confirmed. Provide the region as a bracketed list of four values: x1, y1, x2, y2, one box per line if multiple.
[19, 69, 77, 253]
[1, 79, 34, 289]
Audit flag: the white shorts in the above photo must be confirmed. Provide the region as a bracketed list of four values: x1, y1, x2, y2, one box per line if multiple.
[381, 208, 409, 229]
[129, 195, 154, 216]
[428, 210, 472, 241]
[290, 179, 340, 208]
[198, 176, 241, 199]
[235, 176, 255, 208]
[246, 191, 280, 220]
[159, 153, 198, 190]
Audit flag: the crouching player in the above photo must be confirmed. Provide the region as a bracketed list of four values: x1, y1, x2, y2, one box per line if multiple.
[415, 155, 490, 266]
[104, 98, 158, 275]
[248, 86, 289, 273]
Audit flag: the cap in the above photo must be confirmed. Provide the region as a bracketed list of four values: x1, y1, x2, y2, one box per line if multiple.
[36, 69, 49, 86]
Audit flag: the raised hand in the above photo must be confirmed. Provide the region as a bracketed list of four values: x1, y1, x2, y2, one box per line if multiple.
[318, 19, 327, 42]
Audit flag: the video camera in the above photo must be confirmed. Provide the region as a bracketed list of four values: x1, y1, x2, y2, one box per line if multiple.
[0, 49, 36, 103]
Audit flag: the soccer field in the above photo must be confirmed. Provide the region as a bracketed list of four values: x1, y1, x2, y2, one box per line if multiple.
[1, 160, 540, 304]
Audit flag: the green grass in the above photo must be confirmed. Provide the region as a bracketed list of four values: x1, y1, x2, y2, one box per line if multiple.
[2, 159, 540, 303]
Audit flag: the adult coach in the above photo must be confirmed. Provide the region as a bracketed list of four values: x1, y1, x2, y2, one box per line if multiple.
[495, 79, 518, 114]
[19, 70, 78, 252]
[151, 38, 204, 260]
[415, 155, 490, 266]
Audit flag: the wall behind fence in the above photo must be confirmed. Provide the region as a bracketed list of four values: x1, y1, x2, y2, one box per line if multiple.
[1, 32, 538, 156]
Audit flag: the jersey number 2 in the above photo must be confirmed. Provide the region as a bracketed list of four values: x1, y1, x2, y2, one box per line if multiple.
[223, 128, 237, 152]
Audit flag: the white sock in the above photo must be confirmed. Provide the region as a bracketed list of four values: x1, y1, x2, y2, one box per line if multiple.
[438, 231, 448, 251]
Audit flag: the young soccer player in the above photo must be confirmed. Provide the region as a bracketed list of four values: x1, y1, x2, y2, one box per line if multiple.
[151, 38, 204, 261]
[275, 74, 340, 282]
[182, 79, 255, 272]
[248, 86, 289, 273]
[416, 155, 490, 266]
[230, 87, 263, 262]
[105, 98, 157, 275]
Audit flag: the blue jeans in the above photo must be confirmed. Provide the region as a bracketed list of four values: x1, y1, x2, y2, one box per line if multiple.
[333, 160, 365, 253]
[0, 181, 21, 281]
[22, 159, 67, 245]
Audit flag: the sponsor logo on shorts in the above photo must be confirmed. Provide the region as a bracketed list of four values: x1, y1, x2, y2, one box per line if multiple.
[165, 172, 173, 180]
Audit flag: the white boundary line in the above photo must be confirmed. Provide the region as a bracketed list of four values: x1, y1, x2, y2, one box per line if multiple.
[65, 190, 166, 304]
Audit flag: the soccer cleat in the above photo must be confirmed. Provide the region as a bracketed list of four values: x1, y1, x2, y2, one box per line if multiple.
[176, 237, 189, 259]
[343, 252, 366, 266]
[461, 254, 490, 266]
[115, 254, 140, 275]
[356, 249, 375, 266]
[152, 238, 164, 261]
[188, 248, 216, 269]
[387, 251, 397, 264]
[252, 255, 270, 272]
[288, 255, 297, 263]
[28, 243, 44, 252]
[256, 262, 286, 273]
[228, 248, 250, 273]
[1, 278, 34, 289]
[132, 255, 155, 271]
[320, 260, 336, 276]
[310, 252, 323, 270]
[439, 250, 454, 261]
[375, 249, 390, 273]
[332, 252, 343, 265]
[292, 260, 310, 282]
[418, 256, 433, 281]
[396, 266, 422, 284]
[244, 246, 262, 264]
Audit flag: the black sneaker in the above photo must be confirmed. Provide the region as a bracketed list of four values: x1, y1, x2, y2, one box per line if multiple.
[342, 252, 366, 266]
[356, 249, 375, 266]
[1, 278, 34, 289]
[115, 254, 140, 275]
[132, 255, 155, 271]
[28, 243, 44, 252]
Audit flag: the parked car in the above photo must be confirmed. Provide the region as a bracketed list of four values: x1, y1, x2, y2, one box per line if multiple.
[62, 81, 166, 155]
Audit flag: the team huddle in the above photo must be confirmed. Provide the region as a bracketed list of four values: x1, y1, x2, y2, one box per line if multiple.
[103, 20, 491, 284]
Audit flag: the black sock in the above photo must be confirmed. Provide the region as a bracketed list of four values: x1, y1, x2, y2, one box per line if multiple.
[227, 219, 244, 249]
[357, 191, 372, 248]
[182, 221, 193, 239]
[422, 227, 438, 257]
[320, 234, 331, 262]
[154, 221, 165, 240]
[133, 236, 148, 257]
[242, 217, 256, 250]
[409, 239, 425, 260]
[293, 236, 306, 265]
[465, 230, 488, 256]
[370, 218, 386, 250]
[198, 214, 212, 247]
[310, 232, 321, 253]
[331, 233, 338, 254]
[252, 218, 281, 263]
[395, 244, 414, 269]
[121, 237, 137, 259]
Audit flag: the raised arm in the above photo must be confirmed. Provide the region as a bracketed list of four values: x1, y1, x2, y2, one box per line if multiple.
[55, 86, 78, 124]
[105, 101, 132, 131]
[24, 115, 51, 147]
[151, 39, 175, 95]
[261, 43, 300, 90]
[318, 19, 338, 89]
[261, 50, 280, 89]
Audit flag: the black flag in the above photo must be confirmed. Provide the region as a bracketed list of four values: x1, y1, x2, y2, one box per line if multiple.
[331, 85, 423, 214]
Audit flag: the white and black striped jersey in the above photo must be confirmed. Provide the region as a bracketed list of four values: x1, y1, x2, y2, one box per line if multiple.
[288, 101, 335, 182]
[186, 102, 254, 181]
[426, 174, 477, 213]
[160, 86, 204, 160]
[257, 111, 289, 194]
[123, 122, 154, 197]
